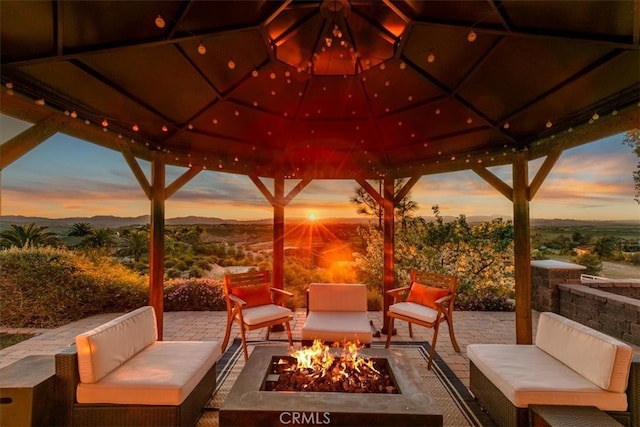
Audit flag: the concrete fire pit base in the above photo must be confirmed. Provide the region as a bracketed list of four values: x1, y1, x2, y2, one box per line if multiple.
[220, 345, 443, 427]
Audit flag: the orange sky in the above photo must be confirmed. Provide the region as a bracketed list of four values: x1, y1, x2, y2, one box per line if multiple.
[1, 115, 638, 222]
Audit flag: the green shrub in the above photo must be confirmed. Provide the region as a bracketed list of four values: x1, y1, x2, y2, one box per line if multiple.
[454, 290, 514, 311]
[0, 246, 147, 328]
[164, 278, 226, 311]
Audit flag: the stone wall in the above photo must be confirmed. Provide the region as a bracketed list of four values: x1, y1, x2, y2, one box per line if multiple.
[531, 260, 640, 345]
[558, 284, 640, 345]
[531, 260, 585, 313]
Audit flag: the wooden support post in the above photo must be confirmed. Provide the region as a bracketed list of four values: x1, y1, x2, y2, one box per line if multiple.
[273, 173, 285, 291]
[149, 154, 165, 340]
[513, 150, 532, 344]
[382, 175, 396, 334]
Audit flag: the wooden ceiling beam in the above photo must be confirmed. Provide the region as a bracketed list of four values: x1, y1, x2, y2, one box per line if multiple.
[0, 114, 63, 170]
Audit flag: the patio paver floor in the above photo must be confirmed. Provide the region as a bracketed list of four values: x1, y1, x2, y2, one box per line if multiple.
[2, 309, 639, 388]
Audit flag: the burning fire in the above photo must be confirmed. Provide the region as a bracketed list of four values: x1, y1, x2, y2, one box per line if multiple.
[287, 340, 380, 383]
[267, 340, 397, 393]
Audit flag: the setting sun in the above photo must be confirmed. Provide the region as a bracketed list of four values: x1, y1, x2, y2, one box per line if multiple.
[308, 212, 318, 221]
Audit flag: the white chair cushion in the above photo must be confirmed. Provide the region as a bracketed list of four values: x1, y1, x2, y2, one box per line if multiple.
[468, 344, 628, 411]
[239, 304, 291, 326]
[77, 340, 221, 405]
[536, 312, 632, 392]
[388, 301, 438, 323]
[75, 306, 157, 384]
[302, 311, 372, 343]
[308, 283, 367, 312]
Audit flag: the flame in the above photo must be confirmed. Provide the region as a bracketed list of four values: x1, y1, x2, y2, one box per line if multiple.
[289, 339, 380, 383]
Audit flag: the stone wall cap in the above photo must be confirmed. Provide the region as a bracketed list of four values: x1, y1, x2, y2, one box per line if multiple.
[531, 260, 586, 270]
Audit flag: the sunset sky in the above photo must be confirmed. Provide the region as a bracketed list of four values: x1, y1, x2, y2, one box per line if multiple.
[1, 114, 638, 222]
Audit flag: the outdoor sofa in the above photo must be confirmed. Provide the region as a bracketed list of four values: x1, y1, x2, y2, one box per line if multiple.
[55, 306, 221, 426]
[468, 311, 639, 426]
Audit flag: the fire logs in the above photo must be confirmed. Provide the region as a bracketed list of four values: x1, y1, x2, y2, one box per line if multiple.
[265, 355, 398, 394]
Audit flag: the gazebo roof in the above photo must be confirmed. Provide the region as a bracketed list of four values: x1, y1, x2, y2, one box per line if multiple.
[1, 0, 639, 180]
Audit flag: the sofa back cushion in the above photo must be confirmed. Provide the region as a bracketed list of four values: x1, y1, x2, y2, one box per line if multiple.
[75, 306, 157, 384]
[308, 283, 367, 312]
[535, 312, 632, 392]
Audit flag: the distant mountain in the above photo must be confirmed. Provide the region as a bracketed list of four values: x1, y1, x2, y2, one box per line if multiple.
[0, 214, 636, 229]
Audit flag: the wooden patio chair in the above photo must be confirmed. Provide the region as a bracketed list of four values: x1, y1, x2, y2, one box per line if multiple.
[385, 269, 460, 369]
[221, 270, 293, 360]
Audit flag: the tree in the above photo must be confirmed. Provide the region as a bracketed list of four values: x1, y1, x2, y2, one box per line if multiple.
[80, 228, 117, 249]
[68, 222, 93, 237]
[574, 252, 602, 276]
[349, 178, 419, 229]
[0, 223, 61, 248]
[116, 230, 149, 262]
[352, 205, 515, 305]
[624, 129, 640, 204]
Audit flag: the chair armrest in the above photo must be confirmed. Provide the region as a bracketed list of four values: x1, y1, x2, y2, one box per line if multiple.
[387, 286, 411, 303]
[271, 287, 294, 298]
[55, 345, 80, 427]
[271, 287, 293, 306]
[628, 355, 640, 427]
[435, 294, 453, 305]
[228, 294, 247, 307]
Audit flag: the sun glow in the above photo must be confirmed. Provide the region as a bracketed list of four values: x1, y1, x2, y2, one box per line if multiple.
[308, 212, 318, 221]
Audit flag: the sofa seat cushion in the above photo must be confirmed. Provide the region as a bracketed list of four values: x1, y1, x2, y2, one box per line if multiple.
[467, 344, 628, 411]
[388, 301, 438, 323]
[239, 304, 291, 326]
[75, 306, 157, 384]
[535, 312, 632, 392]
[302, 311, 372, 344]
[76, 340, 221, 406]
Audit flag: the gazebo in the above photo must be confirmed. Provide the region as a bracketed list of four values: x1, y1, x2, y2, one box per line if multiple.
[1, 0, 638, 343]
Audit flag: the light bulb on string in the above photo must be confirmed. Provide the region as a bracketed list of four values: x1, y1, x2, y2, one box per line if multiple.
[467, 30, 477, 42]
[101, 119, 109, 127]
[591, 112, 599, 121]
[427, 52, 435, 63]
[155, 15, 165, 29]
[545, 120, 552, 128]
[227, 59, 236, 70]
[197, 43, 206, 55]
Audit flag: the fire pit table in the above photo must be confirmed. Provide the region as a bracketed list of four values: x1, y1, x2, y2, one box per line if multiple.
[220, 345, 443, 427]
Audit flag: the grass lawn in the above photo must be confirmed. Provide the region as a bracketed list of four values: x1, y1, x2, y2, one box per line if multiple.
[0, 333, 34, 350]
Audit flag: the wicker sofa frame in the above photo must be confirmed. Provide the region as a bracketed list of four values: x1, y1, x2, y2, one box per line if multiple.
[54, 345, 216, 427]
[470, 356, 640, 427]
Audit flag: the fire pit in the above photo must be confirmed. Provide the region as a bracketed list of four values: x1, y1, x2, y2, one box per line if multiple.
[220, 342, 443, 427]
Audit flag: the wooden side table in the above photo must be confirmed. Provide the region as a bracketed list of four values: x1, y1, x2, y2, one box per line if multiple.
[530, 404, 623, 427]
[0, 355, 56, 426]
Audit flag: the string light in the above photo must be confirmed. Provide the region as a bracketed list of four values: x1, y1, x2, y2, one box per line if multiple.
[467, 30, 477, 42]
[427, 53, 435, 63]
[227, 59, 236, 70]
[155, 15, 165, 29]
[503, 122, 510, 129]
[132, 124, 139, 132]
[197, 43, 206, 55]
[545, 120, 552, 128]
[591, 112, 599, 120]
[101, 119, 109, 127]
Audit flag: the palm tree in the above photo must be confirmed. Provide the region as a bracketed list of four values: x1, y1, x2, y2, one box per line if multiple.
[80, 228, 117, 249]
[0, 223, 61, 248]
[116, 231, 149, 262]
[68, 222, 93, 237]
